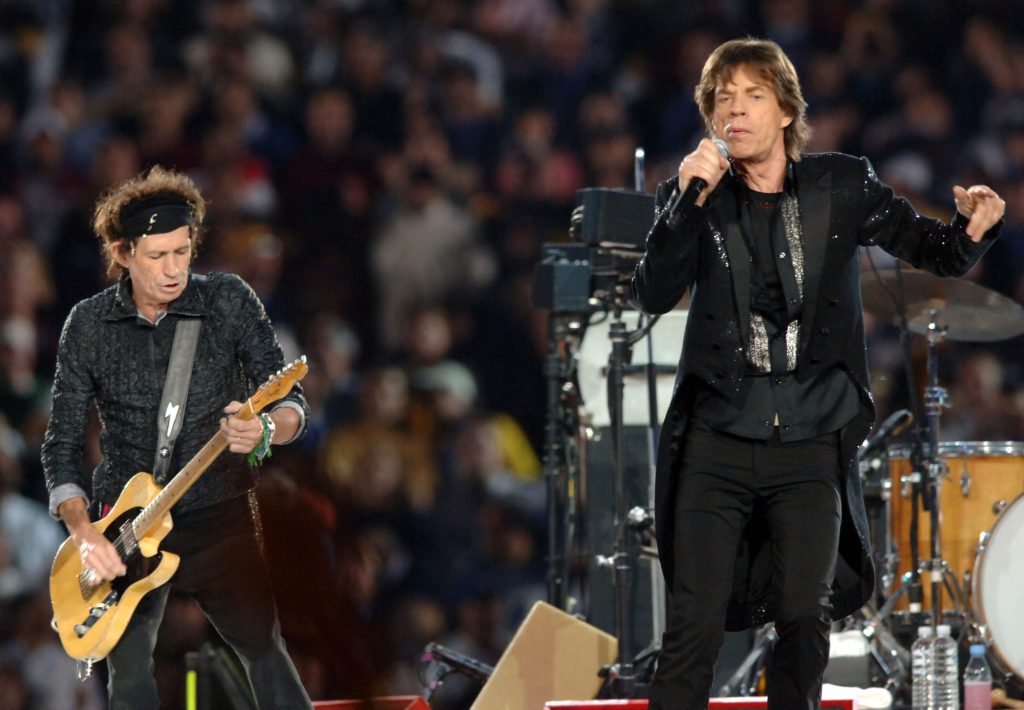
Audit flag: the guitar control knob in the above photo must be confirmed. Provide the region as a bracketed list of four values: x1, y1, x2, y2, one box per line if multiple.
[73, 624, 88, 637]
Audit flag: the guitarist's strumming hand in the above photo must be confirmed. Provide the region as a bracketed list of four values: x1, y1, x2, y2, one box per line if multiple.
[58, 497, 127, 583]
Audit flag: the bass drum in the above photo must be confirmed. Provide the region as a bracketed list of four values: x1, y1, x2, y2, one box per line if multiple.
[973, 493, 1024, 690]
[887, 441, 1024, 609]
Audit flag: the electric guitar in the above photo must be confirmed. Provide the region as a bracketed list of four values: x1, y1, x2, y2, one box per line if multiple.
[49, 357, 308, 663]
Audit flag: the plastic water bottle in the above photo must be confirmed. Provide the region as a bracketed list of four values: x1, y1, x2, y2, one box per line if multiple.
[911, 625, 934, 709]
[932, 624, 959, 710]
[963, 643, 993, 710]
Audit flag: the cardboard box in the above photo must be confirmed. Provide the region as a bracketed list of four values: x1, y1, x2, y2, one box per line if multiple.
[471, 602, 618, 710]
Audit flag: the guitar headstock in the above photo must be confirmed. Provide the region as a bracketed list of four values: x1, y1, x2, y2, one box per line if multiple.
[246, 356, 309, 415]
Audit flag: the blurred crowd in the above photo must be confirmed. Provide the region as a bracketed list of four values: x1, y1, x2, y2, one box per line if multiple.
[0, 0, 1022, 707]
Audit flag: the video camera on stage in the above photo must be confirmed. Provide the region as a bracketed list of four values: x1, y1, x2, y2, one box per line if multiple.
[533, 188, 654, 314]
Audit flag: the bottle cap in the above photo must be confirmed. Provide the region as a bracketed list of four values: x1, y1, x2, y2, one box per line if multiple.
[970, 644, 987, 656]
[937, 624, 952, 636]
[917, 626, 934, 638]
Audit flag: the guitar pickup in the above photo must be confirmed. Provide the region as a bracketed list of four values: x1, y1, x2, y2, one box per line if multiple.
[72, 590, 120, 637]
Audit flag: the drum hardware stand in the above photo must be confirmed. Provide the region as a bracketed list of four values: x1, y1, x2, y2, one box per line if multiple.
[852, 603, 910, 694]
[718, 624, 777, 697]
[871, 309, 982, 678]
[921, 312, 955, 628]
[872, 312, 969, 627]
[854, 269, 963, 700]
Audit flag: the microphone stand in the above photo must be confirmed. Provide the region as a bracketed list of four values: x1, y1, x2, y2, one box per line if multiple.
[598, 148, 666, 695]
[636, 147, 666, 680]
[597, 285, 662, 698]
[639, 310, 666, 679]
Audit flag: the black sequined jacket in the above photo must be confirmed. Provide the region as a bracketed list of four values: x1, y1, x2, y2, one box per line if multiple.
[632, 151, 999, 629]
[42, 272, 309, 516]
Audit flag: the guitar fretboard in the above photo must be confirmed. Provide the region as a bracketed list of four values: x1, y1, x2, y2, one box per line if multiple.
[131, 431, 232, 540]
[115, 356, 307, 548]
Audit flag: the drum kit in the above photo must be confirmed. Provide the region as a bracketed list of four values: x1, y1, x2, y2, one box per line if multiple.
[854, 267, 1024, 701]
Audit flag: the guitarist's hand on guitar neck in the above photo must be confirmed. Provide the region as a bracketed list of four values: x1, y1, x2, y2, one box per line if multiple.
[219, 399, 301, 454]
[220, 400, 266, 454]
[58, 497, 127, 582]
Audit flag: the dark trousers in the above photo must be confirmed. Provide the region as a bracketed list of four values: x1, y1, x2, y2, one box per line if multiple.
[650, 422, 842, 710]
[105, 495, 312, 710]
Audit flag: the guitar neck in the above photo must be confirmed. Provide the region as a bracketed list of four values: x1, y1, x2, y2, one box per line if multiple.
[132, 423, 242, 540]
[126, 357, 307, 542]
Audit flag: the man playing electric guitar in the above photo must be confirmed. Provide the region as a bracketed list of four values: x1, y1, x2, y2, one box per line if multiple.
[41, 166, 313, 709]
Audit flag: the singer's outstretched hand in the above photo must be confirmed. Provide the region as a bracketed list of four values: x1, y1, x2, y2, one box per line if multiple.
[953, 184, 1005, 242]
[678, 138, 731, 207]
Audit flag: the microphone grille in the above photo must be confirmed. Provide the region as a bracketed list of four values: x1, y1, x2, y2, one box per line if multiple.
[712, 138, 731, 159]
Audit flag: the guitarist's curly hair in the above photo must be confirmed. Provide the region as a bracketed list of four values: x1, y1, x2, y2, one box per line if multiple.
[93, 165, 207, 279]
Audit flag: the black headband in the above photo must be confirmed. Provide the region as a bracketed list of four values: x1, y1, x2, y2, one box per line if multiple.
[119, 193, 194, 240]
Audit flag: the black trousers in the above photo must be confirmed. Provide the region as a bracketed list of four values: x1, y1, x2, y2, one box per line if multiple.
[105, 494, 312, 710]
[649, 421, 842, 710]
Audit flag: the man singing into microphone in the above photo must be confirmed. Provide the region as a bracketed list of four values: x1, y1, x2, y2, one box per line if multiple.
[633, 38, 1003, 709]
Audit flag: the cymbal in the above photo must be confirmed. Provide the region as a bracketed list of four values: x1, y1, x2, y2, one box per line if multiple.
[860, 269, 1024, 342]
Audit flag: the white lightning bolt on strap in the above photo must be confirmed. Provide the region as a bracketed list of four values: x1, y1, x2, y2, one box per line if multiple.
[164, 402, 179, 438]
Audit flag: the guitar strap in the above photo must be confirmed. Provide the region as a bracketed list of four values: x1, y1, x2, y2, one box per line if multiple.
[153, 317, 202, 480]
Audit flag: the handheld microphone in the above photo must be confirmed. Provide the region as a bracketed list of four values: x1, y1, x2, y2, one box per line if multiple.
[665, 138, 730, 229]
[860, 408, 914, 458]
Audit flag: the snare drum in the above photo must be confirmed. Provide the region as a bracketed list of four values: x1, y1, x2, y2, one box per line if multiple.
[973, 494, 1024, 688]
[887, 442, 1024, 608]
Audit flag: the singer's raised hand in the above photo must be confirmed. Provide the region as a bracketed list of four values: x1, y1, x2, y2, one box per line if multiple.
[953, 184, 1005, 242]
[678, 138, 731, 207]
